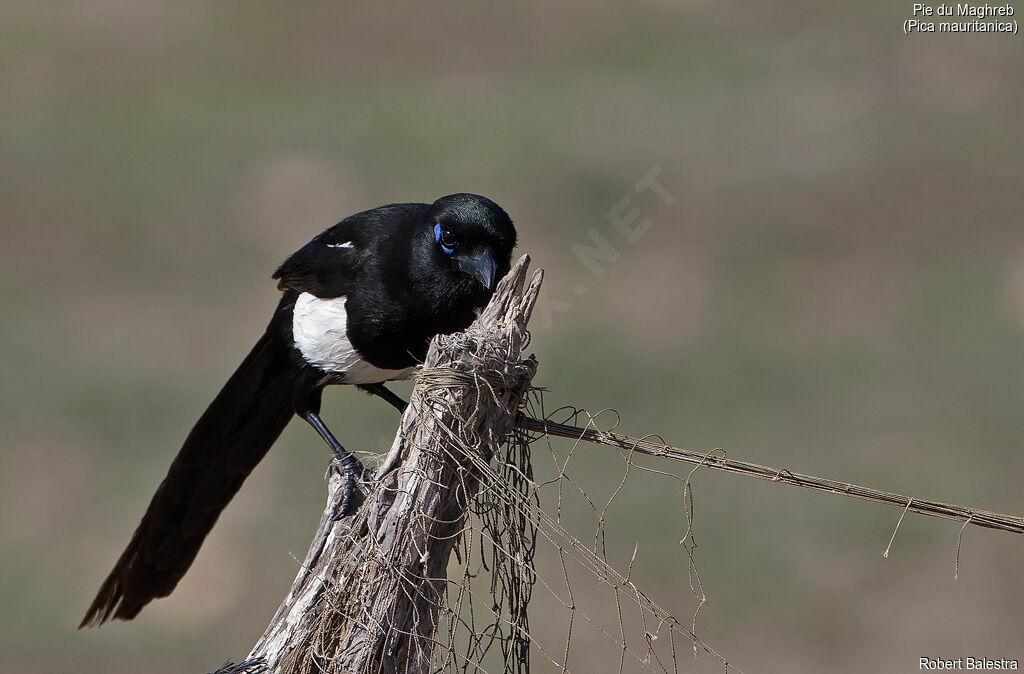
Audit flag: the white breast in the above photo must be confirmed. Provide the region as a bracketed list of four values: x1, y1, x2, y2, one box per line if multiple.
[291, 292, 415, 384]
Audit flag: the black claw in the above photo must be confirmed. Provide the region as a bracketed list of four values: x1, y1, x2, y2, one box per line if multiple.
[305, 411, 375, 520]
[328, 457, 373, 520]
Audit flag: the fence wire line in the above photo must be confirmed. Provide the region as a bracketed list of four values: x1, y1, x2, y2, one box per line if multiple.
[515, 408, 1024, 536]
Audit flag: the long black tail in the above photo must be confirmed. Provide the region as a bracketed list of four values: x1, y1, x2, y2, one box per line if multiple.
[81, 323, 295, 627]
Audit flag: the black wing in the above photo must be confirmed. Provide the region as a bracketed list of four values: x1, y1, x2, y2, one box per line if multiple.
[272, 219, 369, 298]
[272, 203, 428, 298]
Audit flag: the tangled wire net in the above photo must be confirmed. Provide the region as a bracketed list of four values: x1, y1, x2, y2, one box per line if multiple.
[432, 402, 538, 674]
[413, 383, 734, 674]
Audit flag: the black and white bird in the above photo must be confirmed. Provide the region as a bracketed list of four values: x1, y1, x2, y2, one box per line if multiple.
[81, 193, 517, 627]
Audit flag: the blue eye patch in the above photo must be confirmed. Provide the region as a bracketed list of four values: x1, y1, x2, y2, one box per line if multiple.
[434, 223, 455, 255]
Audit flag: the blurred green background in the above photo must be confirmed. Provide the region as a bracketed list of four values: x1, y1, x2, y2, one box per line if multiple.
[2, 2, 1022, 672]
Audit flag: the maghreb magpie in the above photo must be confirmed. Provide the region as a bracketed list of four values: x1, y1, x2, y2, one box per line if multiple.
[81, 193, 517, 627]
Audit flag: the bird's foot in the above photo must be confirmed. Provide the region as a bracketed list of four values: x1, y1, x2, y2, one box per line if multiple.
[326, 456, 374, 520]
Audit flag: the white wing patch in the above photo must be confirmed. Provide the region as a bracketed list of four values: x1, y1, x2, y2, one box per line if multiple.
[325, 241, 354, 249]
[292, 292, 415, 384]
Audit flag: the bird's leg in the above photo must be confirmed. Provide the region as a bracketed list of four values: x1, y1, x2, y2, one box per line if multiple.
[357, 382, 409, 413]
[303, 411, 372, 518]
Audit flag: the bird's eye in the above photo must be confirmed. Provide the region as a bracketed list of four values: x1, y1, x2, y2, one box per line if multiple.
[434, 223, 457, 255]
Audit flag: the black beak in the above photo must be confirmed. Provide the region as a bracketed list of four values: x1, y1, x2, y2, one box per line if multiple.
[458, 248, 497, 290]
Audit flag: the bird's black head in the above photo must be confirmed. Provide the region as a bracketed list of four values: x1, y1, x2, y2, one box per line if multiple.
[411, 193, 517, 309]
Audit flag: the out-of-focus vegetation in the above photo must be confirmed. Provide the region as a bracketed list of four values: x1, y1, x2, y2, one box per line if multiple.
[1, 2, 1021, 672]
